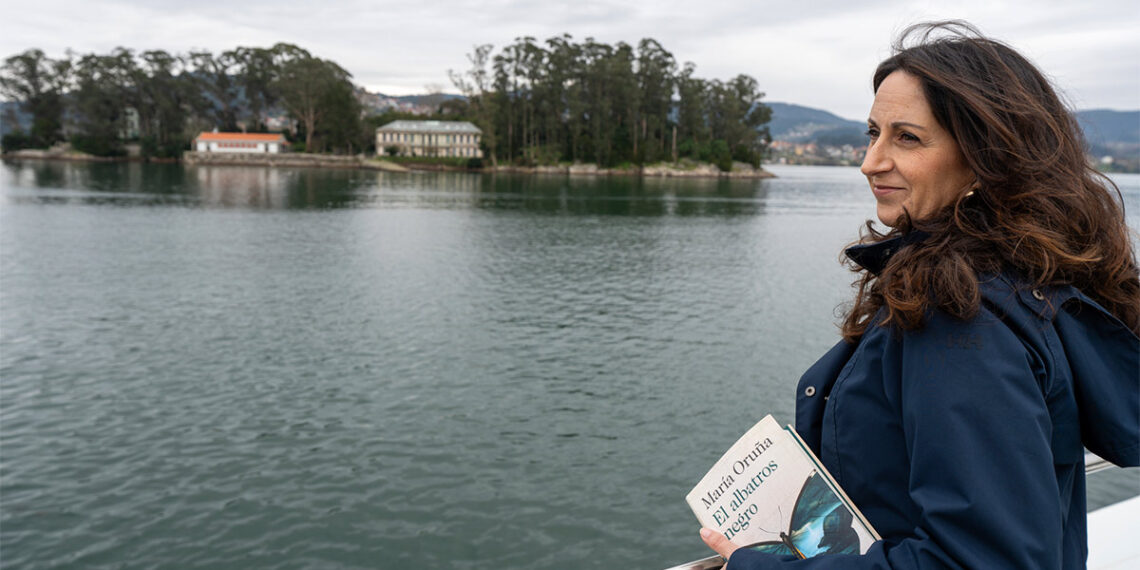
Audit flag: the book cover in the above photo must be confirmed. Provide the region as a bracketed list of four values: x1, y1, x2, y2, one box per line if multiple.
[685, 415, 879, 558]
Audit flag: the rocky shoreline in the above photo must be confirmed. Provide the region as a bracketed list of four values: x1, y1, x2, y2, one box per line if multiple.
[4, 150, 776, 179]
[491, 160, 775, 179]
[2, 148, 124, 162]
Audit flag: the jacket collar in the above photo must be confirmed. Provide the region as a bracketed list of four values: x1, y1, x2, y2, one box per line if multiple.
[844, 230, 930, 275]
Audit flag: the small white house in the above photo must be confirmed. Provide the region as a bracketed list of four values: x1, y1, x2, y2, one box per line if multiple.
[194, 132, 289, 153]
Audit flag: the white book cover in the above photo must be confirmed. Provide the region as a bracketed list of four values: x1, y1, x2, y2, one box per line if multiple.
[685, 415, 879, 558]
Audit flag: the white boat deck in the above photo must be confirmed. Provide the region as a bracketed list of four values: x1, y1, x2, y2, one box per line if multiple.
[1088, 495, 1140, 569]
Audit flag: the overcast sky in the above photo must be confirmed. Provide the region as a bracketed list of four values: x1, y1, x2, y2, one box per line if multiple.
[1, 0, 1136, 120]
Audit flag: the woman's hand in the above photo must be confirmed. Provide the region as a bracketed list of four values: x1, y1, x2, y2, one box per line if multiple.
[700, 527, 742, 562]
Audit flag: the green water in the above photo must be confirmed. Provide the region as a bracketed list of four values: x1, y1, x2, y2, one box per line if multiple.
[1, 161, 1136, 569]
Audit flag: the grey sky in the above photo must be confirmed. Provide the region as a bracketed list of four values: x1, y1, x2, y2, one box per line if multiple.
[1, 0, 1136, 120]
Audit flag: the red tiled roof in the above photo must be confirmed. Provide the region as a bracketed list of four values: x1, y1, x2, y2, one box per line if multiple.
[195, 132, 288, 142]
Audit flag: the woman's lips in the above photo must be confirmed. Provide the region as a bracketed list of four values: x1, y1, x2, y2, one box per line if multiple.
[872, 185, 905, 198]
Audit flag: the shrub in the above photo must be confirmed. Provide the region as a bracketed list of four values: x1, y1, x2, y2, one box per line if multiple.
[1, 132, 33, 152]
[70, 135, 125, 157]
[710, 139, 733, 172]
[140, 136, 183, 159]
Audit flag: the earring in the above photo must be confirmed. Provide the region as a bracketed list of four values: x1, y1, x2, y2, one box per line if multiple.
[964, 180, 980, 198]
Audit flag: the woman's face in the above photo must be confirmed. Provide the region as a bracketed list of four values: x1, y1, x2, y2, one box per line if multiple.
[861, 70, 975, 227]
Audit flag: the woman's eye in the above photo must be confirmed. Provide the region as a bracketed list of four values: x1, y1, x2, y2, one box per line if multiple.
[899, 132, 920, 143]
[865, 128, 879, 139]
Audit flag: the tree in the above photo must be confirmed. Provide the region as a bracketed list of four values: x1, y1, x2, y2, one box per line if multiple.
[635, 39, 676, 163]
[232, 47, 278, 131]
[437, 97, 469, 116]
[462, 35, 771, 169]
[419, 83, 450, 112]
[312, 79, 363, 153]
[70, 49, 136, 156]
[711, 74, 770, 165]
[270, 44, 354, 152]
[0, 49, 71, 148]
[675, 62, 709, 154]
[546, 35, 583, 162]
[189, 50, 241, 131]
[449, 44, 499, 166]
[134, 50, 197, 157]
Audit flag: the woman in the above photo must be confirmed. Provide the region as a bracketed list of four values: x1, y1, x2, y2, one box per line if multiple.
[700, 21, 1139, 569]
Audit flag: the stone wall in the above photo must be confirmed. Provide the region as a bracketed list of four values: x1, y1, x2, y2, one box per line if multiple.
[182, 152, 364, 168]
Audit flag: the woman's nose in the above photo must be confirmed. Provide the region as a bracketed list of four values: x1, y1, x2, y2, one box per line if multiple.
[861, 139, 891, 177]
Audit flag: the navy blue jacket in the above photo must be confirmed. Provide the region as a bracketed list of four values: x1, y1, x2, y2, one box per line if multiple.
[727, 237, 1139, 569]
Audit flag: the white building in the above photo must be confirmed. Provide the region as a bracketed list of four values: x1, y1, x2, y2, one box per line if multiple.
[376, 120, 482, 158]
[194, 132, 289, 153]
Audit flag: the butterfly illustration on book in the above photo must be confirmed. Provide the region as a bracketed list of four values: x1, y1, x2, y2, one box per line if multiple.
[742, 470, 861, 559]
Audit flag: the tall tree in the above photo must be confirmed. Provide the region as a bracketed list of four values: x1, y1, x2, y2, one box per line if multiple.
[312, 79, 363, 153]
[134, 50, 196, 157]
[492, 46, 518, 163]
[675, 62, 709, 149]
[419, 83, 450, 112]
[580, 39, 612, 166]
[546, 35, 582, 162]
[0, 49, 71, 147]
[635, 39, 675, 162]
[607, 41, 638, 166]
[232, 47, 278, 131]
[466, 35, 771, 168]
[71, 48, 135, 156]
[270, 44, 354, 152]
[189, 50, 241, 131]
[449, 44, 499, 166]
[711, 74, 770, 165]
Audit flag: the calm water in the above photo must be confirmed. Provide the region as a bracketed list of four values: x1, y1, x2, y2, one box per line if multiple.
[1, 161, 1137, 569]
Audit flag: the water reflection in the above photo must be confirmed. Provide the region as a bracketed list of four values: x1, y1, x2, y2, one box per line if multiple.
[3, 161, 772, 215]
[5, 161, 1136, 223]
[363, 170, 772, 216]
[191, 167, 373, 209]
[484, 173, 770, 216]
[1, 161, 374, 210]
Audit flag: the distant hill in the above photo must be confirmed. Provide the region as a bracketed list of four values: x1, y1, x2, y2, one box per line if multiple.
[354, 89, 465, 115]
[768, 102, 1139, 158]
[1076, 109, 1140, 145]
[1076, 109, 1139, 161]
[388, 93, 464, 105]
[766, 102, 865, 145]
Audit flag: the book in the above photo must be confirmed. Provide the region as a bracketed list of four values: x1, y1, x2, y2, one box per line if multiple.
[685, 415, 880, 559]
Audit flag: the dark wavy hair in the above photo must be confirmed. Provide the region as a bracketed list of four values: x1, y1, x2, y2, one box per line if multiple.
[841, 21, 1140, 341]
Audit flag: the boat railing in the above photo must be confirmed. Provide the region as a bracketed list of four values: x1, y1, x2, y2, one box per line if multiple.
[663, 453, 1119, 570]
[1084, 452, 1113, 475]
